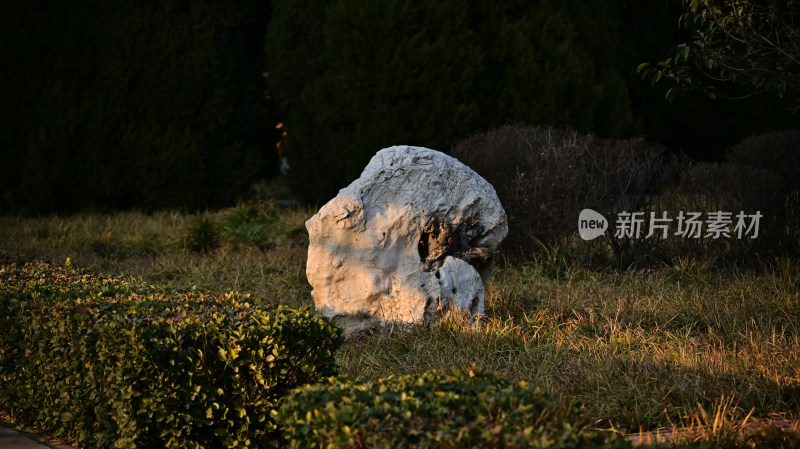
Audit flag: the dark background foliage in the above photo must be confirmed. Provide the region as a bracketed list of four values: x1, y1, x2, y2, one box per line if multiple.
[0, 0, 279, 214]
[265, 0, 800, 204]
[2, 0, 799, 214]
[455, 125, 800, 266]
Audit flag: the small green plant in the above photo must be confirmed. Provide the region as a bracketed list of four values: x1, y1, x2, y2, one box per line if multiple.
[180, 201, 280, 252]
[182, 217, 220, 253]
[531, 236, 572, 280]
[218, 200, 279, 250]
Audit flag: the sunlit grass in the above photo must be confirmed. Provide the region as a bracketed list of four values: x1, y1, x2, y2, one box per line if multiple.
[0, 206, 314, 308]
[1, 204, 798, 439]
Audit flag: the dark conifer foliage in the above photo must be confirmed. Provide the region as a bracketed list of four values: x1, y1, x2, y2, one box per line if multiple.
[266, 0, 799, 204]
[3, 1, 798, 211]
[0, 0, 277, 214]
[266, 1, 648, 203]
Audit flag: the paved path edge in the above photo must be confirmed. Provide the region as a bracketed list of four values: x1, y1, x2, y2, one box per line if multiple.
[0, 422, 76, 449]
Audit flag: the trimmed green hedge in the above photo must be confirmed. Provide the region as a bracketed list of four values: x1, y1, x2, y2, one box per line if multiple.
[0, 261, 343, 448]
[275, 370, 632, 448]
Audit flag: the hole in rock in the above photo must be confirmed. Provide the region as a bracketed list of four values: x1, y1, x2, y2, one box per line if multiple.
[418, 231, 430, 262]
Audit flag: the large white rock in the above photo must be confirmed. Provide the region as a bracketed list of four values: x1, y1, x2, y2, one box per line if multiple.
[306, 146, 508, 335]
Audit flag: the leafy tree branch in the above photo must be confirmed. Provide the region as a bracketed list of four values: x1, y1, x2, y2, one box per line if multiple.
[638, 0, 800, 111]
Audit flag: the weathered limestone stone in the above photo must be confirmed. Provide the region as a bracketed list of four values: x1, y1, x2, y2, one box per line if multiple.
[306, 145, 507, 335]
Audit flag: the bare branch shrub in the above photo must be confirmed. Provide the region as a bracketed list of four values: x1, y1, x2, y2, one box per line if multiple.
[451, 124, 684, 266]
[727, 130, 800, 259]
[662, 130, 800, 263]
[660, 162, 782, 263]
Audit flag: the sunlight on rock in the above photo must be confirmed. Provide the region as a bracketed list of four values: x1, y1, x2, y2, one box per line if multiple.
[306, 146, 507, 336]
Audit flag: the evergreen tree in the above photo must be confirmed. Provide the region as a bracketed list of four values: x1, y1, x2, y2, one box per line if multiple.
[268, 0, 480, 203]
[265, 0, 642, 203]
[1, 0, 274, 214]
